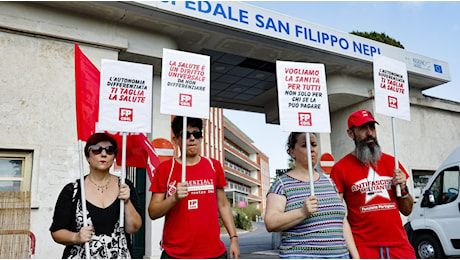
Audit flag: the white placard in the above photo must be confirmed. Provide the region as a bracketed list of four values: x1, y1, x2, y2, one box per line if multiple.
[98, 59, 153, 133]
[160, 48, 210, 119]
[373, 55, 410, 121]
[276, 61, 331, 133]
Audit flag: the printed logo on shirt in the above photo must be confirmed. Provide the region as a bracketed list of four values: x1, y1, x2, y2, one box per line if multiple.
[167, 180, 177, 197]
[360, 203, 397, 213]
[188, 199, 198, 210]
[187, 178, 215, 195]
[351, 167, 392, 203]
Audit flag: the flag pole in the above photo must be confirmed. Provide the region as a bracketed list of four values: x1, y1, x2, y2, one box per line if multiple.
[391, 117, 402, 197]
[181, 117, 187, 183]
[78, 140, 91, 259]
[306, 132, 315, 196]
[120, 132, 127, 227]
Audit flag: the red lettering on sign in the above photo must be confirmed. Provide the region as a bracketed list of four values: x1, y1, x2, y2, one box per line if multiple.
[298, 112, 312, 126]
[119, 108, 133, 122]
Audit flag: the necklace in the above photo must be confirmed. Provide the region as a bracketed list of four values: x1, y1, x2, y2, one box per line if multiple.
[89, 175, 110, 193]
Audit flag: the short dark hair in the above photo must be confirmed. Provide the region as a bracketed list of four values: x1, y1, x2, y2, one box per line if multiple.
[171, 116, 203, 137]
[84, 133, 118, 157]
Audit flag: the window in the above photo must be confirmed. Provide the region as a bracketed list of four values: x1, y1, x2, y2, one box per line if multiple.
[0, 150, 33, 192]
[412, 169, 435, 190]
[422, 166, 459, 207]
[412, 169, 435, 200]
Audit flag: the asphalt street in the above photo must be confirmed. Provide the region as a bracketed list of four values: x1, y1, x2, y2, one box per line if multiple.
[221, 221, 279, 259]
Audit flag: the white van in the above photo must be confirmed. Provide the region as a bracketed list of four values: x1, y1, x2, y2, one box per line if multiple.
[405, 146, 460, 258]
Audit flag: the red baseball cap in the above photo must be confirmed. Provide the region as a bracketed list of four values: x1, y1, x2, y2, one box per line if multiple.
[348, 110, 379, 129]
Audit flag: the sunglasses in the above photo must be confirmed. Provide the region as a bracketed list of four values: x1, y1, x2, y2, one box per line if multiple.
[88, 145, 116, 155]
[177, 131, 203, 139]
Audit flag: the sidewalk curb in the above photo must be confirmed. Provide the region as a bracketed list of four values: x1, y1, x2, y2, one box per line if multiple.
[220, 221, 260, 237]
[251, 250, 279, 256]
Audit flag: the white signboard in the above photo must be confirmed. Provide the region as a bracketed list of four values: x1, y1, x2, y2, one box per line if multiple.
[373, 55, 410, 121]
[276, 61, 331, 133]
[160, 48, 210, 119]
[98, 59, 153, 133]
[138, 1, 450, 82]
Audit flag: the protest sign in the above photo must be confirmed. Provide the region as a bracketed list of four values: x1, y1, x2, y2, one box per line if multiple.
[276, 61, 331, 133]
[373, 55, 410, 121]
[373, 55, 410, 197]
[276, 61, 331, 196]
[160, 48, 210, 119]
[98, 59, 153, 133]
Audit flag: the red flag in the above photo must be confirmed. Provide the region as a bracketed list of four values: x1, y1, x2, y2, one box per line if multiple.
[110, 133, 160, 184]
[75, 44, 99, 141]
[74, 44, 160, 182]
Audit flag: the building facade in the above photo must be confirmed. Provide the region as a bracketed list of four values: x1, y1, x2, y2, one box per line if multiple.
[223, 115, 269, 213]
[200, 107, 270, 212]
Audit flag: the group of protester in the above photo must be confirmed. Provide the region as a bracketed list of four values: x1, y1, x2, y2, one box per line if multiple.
[50, 110, 416, 259]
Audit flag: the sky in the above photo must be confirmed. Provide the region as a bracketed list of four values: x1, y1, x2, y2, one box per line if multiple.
[223, 1, 460, 178]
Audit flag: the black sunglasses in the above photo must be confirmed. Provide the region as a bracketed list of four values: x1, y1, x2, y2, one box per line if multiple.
[177, 131, 203, 139]
[88, 145, 116, 155]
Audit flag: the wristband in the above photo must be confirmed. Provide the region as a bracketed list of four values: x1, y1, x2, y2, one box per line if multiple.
[230, 235, 238, 239]
[400, 187, 409, 198]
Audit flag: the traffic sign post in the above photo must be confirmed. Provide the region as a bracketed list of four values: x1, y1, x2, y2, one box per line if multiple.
[320, 153, 335, 174]
[151, 138, 175, 163]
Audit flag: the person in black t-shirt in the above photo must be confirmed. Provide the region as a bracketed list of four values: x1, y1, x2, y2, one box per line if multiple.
[50, 133, 142, 258]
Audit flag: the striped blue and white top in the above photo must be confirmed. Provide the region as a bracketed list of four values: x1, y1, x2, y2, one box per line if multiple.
[268, 173, 349, 259]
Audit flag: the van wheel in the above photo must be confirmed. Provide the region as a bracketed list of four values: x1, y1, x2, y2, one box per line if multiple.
[414, 234, 445, 259]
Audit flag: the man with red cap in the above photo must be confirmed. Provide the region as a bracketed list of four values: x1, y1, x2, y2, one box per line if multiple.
[330, 110, 415, 259]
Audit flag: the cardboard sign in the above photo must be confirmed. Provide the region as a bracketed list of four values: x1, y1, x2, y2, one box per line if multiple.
[98, 60, 153, 133]
[160, 48, 210, 119]
[276, 61, 331, 132]
[373, 55, 410, 121]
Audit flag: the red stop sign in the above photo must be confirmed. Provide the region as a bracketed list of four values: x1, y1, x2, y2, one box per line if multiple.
[320, 153, 335, 174]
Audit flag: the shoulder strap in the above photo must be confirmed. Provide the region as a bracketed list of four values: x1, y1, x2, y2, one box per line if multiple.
[165, 159, 175, 198]
[202, 156, 216, 173]
[72, 179, 80, 203]
[276, 174, 285, 188]
[322, 172, 335, 186]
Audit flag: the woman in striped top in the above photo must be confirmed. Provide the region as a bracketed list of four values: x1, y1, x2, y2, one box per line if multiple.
[265, 132, 359, 259]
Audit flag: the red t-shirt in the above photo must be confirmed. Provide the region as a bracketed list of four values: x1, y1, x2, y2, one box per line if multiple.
[149, 157, 227, 258]
[330, 153, 410, 248]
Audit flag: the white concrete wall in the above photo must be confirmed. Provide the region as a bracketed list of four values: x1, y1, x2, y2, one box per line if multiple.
[330, 88, 460, 190]
[0, 2, 177, 258]
[0, 33, 119, 258]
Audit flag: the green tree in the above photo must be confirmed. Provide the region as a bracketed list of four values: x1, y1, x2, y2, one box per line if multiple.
[350, 31, 404, 49]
